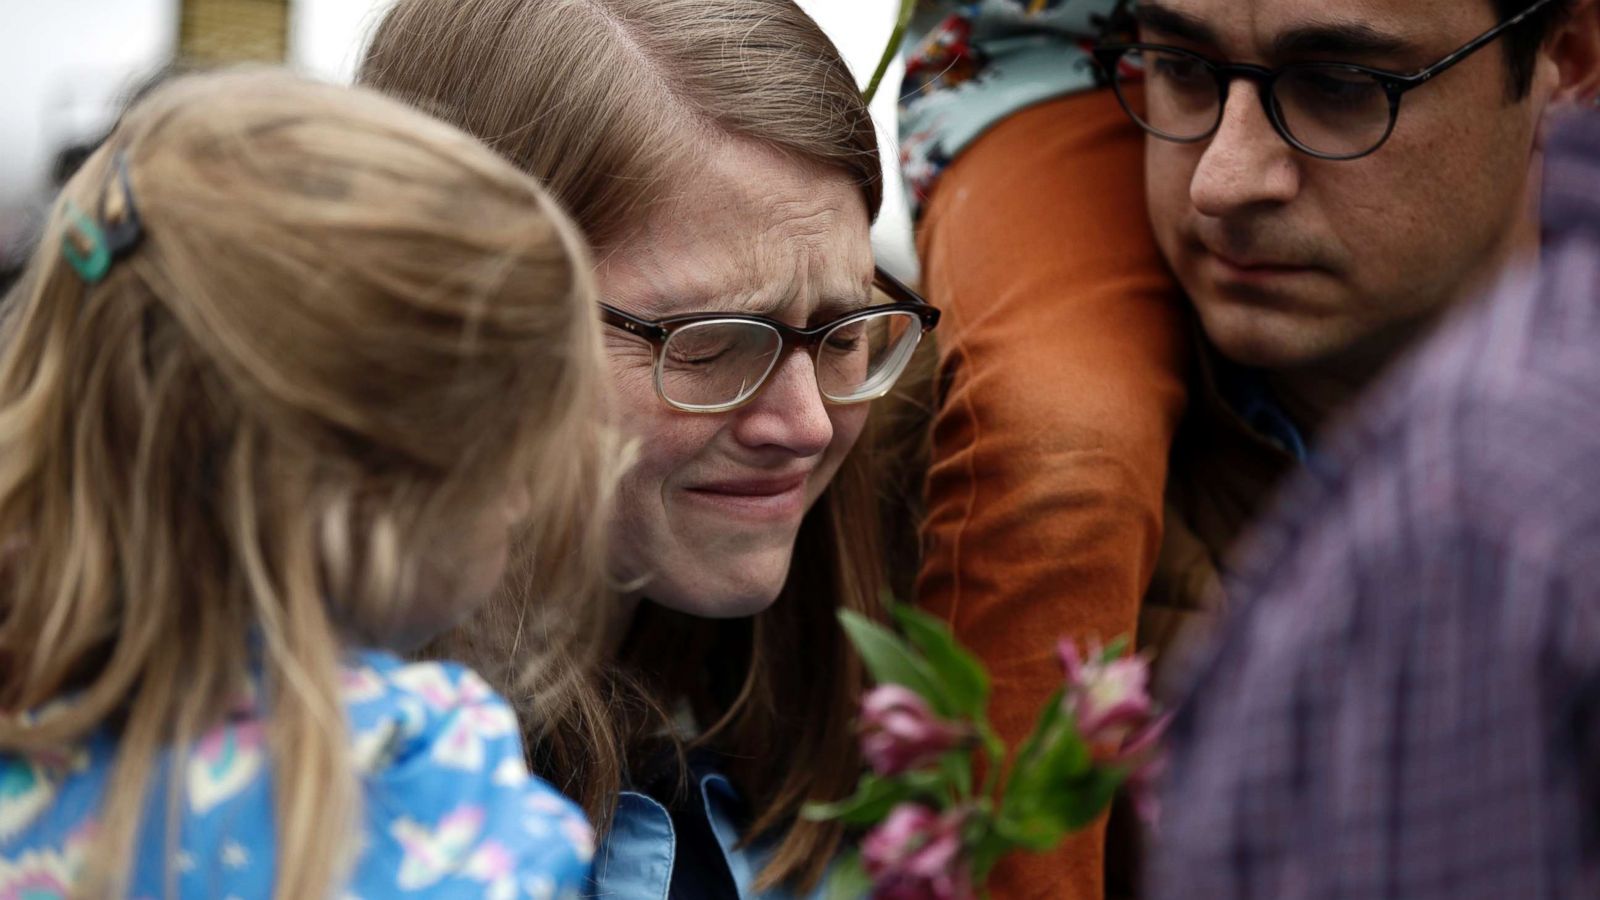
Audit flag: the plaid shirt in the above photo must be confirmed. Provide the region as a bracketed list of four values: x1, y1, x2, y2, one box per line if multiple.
[1151, 112, 1600, 900]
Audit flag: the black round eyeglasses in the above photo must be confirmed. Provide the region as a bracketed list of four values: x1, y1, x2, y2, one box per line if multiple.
[1093, 0, 1560, 160]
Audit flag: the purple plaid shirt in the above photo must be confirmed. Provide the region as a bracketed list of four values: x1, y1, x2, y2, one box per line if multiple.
[1151, 112, 1600, 900]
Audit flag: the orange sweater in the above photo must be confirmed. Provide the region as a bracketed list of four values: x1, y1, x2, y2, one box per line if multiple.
[914, 88, 1188, 899]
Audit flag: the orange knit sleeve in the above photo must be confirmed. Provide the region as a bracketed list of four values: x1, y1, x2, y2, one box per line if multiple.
[913, 87, 1188, 900]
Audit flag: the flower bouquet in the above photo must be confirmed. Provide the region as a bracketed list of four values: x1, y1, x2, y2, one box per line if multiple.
[805, 606, 1166, 899]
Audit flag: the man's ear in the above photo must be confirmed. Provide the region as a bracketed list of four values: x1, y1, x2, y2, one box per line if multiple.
[1545, 0, 1600, 106]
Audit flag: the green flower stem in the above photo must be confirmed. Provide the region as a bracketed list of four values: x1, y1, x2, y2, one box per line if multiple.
[863, 0, 919, 104]
[969, 823, 1014, 885]
[942, 749, 975, 803]
[977, 720, 1007, 804]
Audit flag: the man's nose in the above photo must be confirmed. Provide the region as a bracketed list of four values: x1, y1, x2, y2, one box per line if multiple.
[1190, 79, 1302, 217]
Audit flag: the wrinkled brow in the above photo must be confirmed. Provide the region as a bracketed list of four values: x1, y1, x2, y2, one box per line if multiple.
[652, 282, 872, 322]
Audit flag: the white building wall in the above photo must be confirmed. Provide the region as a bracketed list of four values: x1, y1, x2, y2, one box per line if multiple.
[0, 0, 178, 255]
[1, 0, 915, 277]
[287, 0, 918, 280]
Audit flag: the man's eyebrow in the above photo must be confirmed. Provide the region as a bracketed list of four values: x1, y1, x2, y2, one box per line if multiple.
[1134, 2, 1221, 47]
[1272, 21, 1422, 62]
[1135, 3, 1424, 65]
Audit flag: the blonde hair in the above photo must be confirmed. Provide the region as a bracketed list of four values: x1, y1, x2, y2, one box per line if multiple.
[360, 0, 887, 889]
[0, 69, 616, 899]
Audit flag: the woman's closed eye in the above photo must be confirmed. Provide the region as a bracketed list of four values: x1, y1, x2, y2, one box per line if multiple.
[666, 347, 729, 366]
[664, 330, 739, 367]
[823, 327, 865, 354]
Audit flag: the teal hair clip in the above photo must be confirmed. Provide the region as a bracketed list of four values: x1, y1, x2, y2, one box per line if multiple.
[61, 152, 144, 284]
[61, 202, 112, 283]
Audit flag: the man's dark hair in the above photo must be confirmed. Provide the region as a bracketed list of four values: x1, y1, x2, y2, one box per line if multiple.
[1496, 0, 1576, 98]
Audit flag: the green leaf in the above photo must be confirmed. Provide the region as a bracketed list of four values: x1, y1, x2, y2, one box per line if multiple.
[803, 774, 915, 826]
[901, 768, 953, 798]
[1002, 731, 1123, 848]
[1054, 769, 1124, 832]
[839, 610, 951, 715]
[1011, 733, 1075, 816]
[893, 605, 990, 718]
[996, 686, 1069, 828]
[1009, 686, 1068, 781]
[824, 851, 873, 900]
[939, 748, 974, 800]
[1002, 768, 1124, 843]
[1009, 728, 1090, 810]
[969, 824, 1017, 883]
[1100, 635, 1131, 663]
[994, 810, 1068, 853]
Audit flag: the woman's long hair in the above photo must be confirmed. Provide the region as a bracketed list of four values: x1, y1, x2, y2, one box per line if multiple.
[0, 69, 619, 899]
[360, 0, 888, 888]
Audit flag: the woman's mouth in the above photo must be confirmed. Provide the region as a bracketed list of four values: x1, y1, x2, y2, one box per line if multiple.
[681, 474, 811, 522]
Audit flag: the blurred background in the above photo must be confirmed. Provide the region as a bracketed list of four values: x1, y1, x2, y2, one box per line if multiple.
[0, 0, 917, 290]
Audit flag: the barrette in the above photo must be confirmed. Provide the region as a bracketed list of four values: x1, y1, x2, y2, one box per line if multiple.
[62, 152, 144, 284]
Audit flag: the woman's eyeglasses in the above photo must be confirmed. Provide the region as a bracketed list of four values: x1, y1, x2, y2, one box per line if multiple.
[601, 266, 940, 414]
[1093, 0, 1559, 161]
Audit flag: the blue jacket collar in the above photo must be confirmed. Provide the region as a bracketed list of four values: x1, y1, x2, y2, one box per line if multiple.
[592, 767, 821, 899]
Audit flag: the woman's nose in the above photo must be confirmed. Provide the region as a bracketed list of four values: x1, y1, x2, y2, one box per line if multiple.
[728, 348, 835, 457]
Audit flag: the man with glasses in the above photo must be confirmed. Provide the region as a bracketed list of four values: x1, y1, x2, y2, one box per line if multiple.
[1106, 0, 1596, 892]
[1151, 108, 1600, 900]
[1104, 0, 1593, 383]
[897, 1, 1594, 895]
[1105, 0, 1599, 702]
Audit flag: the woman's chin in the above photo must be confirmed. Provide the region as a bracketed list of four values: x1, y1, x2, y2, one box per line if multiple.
[612, 531, 797, 620]
[647, 565, 789, 620]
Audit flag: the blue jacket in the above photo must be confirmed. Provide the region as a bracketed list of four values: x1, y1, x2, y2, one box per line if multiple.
[590, 766, 826, 899]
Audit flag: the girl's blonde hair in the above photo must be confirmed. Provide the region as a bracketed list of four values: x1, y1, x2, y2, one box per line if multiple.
[0, 69, 617, 899]
[360, 0, 887, 890]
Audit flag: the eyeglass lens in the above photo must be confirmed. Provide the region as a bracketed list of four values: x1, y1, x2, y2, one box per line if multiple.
[1116, 47, 1395, 158]
[657, 310, 924, 410]
[817, 311, 921, 403]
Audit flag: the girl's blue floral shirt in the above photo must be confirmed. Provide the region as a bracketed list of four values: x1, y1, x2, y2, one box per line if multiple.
[0, 651, 593, 899]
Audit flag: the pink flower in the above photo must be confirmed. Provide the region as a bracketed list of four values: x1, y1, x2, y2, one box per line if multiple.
[1059, 639, 1170, 823]
[861, 804, 975, 900]
[860, 685, 967, 776]
[1123, 748, 1169, 826]
[1058, 640, 1152, 752]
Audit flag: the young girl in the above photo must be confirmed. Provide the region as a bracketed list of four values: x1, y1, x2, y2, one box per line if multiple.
[0, 70, 619, 899]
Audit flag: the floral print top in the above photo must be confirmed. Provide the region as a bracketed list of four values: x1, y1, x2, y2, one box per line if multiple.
[0, 652, 592, 899]
[899, 0, 1125, 214]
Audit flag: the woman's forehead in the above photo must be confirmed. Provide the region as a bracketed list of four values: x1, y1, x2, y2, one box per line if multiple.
[600, 244, 873, 320]
[598, 141, 874, 319]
